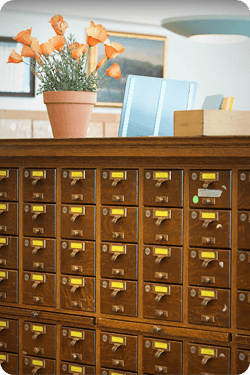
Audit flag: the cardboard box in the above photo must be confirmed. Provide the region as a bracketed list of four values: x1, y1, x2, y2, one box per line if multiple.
[174, 110, 250, 136]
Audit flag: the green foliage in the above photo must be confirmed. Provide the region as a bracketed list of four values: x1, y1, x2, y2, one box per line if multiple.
[30, 34, 107, 95]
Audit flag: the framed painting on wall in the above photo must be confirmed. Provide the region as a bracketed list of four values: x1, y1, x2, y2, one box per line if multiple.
[0, 36, 35, 97]
[88, 31, 167, 107]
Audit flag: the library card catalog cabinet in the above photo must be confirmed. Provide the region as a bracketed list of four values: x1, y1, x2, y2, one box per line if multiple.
[0, 137, 249, 375]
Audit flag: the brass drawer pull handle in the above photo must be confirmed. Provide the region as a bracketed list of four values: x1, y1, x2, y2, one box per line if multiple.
[71, 194, 83, 201]
[32, 212, 42, 220]
[70, 285, 80, 293]
[32, 366, 41, 374]
[111, 252, 121, 261]
[155, 218, 166, 226]
[111, 216, 122, 224]
[33, 347, 44, 354]
[70, 249, 80, 258]
[112, 305, 124, 313]
[71, 230, 83, 237]
[202, 198, 215, 205]
[0, 226, 6, 232]
[112, 232, 124, 239]
[112, 195, 124, 202]
[32, 281, 42, 289]
[155, 349, 165, 358]
[32, 246, 42, 255]
[32, 332, 41, 340]
[112, 343, 121, 352]
[33, 228, 44, 234]
[201, 276, 215, 284]
[71, 265, 83, 272]
[155, 272, 168, 280]
[70, 338, 80, 346]
[201, 315, 215, 323]
[70, 213, 80, 222]
[71, 353, 82, 360]
[155, 255, 167, 264]
[201, 297, 212, 306]
[111, 179, 121, 187]
[155, 234, 168, 242]
[33, 193, 44, 200]
[0, 293, 6, 298]
[155, 293, 165, 302]
[155, 180, 166, 188]
[155, 365, 167, 373]
[0, 192, 7, 198]
[0, 342, 7, 348]
[112, 359, 124, 367]
[71, 178, 80, 186]
[201, 355, 212, 365]
[111, 288, 121, 297]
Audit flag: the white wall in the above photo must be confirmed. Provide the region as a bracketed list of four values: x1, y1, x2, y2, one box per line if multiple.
[0, 6, 250, 113]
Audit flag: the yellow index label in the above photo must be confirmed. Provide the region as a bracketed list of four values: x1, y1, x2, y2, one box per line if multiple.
[70, 207, 83, 214]
[155, 248, 169, 255]
[32, 171, 44, 177]
[0, 355, 6, 361]
[0, 238, 6, 244]
[155, 286, 168, 293]
[201, 290, 215, 298]
[32, 359, 44, 367]
[33, 206, 44, 212]
[200, 348, 215, 356]
[0, 204, 6, 210]
[111, 245, 124, 253]
[70, 278, 83, 285]
[0, 171, 7, 177]
[32, 240, 44, 247]
[70, 331, 83, 338]
[0, 321, 7, 327]
[201, 212, 216, 219]
[154, 342, 168, 350]
[70, 366, 82, 373]
[111, 372, 123, 375]
[202, 173, 216, 180]
[70, 242, 83, 250]
[155, 210, 169, 217]
[111, 336, 124, 344]
[32, 274, 44, 281]
[71, 171, 83, 178]
[111, 209, 124, 215]
[32, 325, 44, 333]
[0, 272, 6, 278]
[201, 252, 215, 259]
[111, 172, 124, 178]
[155, 172, 169, 179]
[111, 282, 124, 289]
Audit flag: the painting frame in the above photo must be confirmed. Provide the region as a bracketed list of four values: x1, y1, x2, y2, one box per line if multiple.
[0, 36, 35, 97]
[88, 31, 167, 107]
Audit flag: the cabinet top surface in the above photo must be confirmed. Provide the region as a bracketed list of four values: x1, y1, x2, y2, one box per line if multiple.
[0, 136, 249, 158]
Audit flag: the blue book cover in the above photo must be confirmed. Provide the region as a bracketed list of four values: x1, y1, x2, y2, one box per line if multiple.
[202, 95, 224, 110]
[118, 75, 198, 137]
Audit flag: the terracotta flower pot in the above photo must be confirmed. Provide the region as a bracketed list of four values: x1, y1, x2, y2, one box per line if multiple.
[43, 91, 97, 138]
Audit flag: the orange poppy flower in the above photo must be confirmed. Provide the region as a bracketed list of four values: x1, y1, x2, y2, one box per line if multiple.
[21, 46, 37, 58]
[30, 38, 42, 55]
[49, 15, 68, 35]
[40, 41, 55, 56]
[104, 39, 125, 60]
[7, 50, 22, 64]
[86, 21, 109, 47]
[13, 28, 32, 46]
[68, 42, 79, 51]
[71, 44, 88, 62]
[96, 56, 107, 70]
[106, 63, 121, 79]
[49, 35, 65, 52]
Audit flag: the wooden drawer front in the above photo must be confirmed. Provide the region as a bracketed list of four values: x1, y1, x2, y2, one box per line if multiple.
[101, 206, 138, 243]
[0, 236, 18, 269]
[61, 362, 95, 375]
[101, 242, 137, 280]
[0, 269, 18, 303]
[237, 291, 250, 330]
[0, 169, 18, 201]
[0, 352, 18, 374]
[60, 275, 95, 312]
[143, 245, 182, 284]
[0, 318, 18, 353]
[60, 326, 95, 365]
[61, 205, 95, 241]
[0, 202, 18, 236]
[189, 170, 231, 208]
[187, 343, 230, 375]
[61, 240, 95, 276]
[189, 209, 231, 249]
[143, 208, 183, 246]
[188, 287, 230, 328]
[238, 211, 250, 249]
[23, 203, 56, 238]
[23, 238, 56, 273]
[189, 248, 230, 288]
[101, 279, 137, 317]
[100, 368, 135, 375]
[236, 349, 250, 375]
[237, 251, 250, 290]
[142, 337, 182, 375]
[238, 171, 250, 209]
[143, 170, 183, 207]
[100, 332, 137, 372]
[23, 168, 56, 203]
[143, 283, 182, 322]
[61, 169, 96, 204]
[22, 321, 56, 359]
[23, 272, 56, 308]
[23, 355, 55, 374]
[101, 170, 138, 206]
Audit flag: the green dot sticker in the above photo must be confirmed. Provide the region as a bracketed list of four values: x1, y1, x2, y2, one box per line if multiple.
[193, 195, 199, 204]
